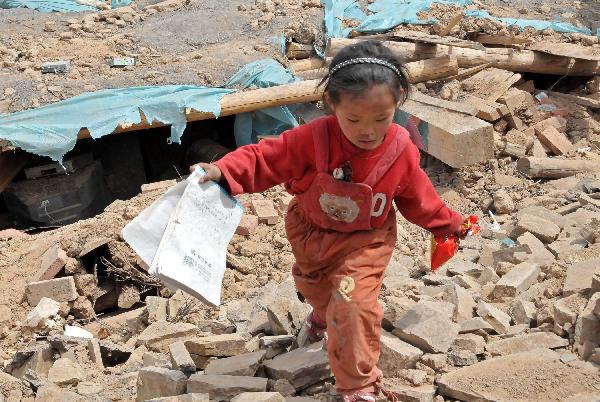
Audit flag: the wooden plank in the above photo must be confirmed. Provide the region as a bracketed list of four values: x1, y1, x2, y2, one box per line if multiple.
[546, 90, 600, 109]
[439, 12, 465, 37]
[0, 151, 28, 193]
[410, 91, 478, 116]
[398, 99, 494, 168]
[528, 42, 600, 62]
[474, 34, 532, 48]
[458, 94, 509, 122]
[461, 68, 522, 102]
[288, 58, 328, 73]
[535, 126, 573, 155]
[327, 38, 600, 76]
[388, 30, 486, 50]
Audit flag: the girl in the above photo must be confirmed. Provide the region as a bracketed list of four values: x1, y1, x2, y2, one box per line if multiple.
[192, 40, 464, 401]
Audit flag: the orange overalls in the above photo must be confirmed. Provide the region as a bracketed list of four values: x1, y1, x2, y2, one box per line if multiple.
[285, 118, 409, 392]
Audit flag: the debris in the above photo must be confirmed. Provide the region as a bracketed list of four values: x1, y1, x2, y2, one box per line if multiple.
[452, 333, 486, 355]
[563, 258, 600, 296]
[35, 246, 68, 281]
[47, 358, 84, 385]
[204, 350, 266, 376]
[231, 392, 285, 402]
[23, 297, 60, 328]
[517, 157, 600, 179]
[448, 349, 478, 366]
[146, 296, 169, 323]
[379, 331, 424, 375]
[136, 367, 187, 402]
[535, 126, 573, 156]
[109, 57, 136, 67]
[41, 60, 71, 74]
[263, 342, 331, 390]
[136, 321, 198, 352]
[187, 374, 268, 401]
[251, 199, 279, 225]
[184, 333, 250, 357]
[486, 333, 569, 356]
[477, 301, 511, 334]
[169, 341, 197, 375]
[26, 276, 78, 306]
[491, 262, 540, 298]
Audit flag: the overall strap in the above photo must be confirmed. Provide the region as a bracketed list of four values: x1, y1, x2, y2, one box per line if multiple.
[364, 126, 410, 187]
[311, 117, 330, 173]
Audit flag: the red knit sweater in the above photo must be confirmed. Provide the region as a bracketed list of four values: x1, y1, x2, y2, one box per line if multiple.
[215, 116, 462, 236]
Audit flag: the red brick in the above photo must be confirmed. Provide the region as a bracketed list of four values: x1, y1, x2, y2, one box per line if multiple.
[535, 126, 573, 156]
[35, 246, 68, 281]
[250, 199, 279, 225]
[236, 214, 258, 236]
[26, 277, 78, 306]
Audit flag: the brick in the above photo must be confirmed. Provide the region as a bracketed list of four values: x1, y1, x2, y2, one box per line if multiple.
[204, 350, 266, 376]
[563, 258, 600, 296]
[184, 333, 249, 357]
[26, 277, 78, 306]
[187, 374, 267, 401]
[525, 116, 567, 137]
[169, 341, 196, 375]
[491, 262, 540, 298]
[379, 331, 424, 375]
[486, 333, 568, 356]
[263, 342, 331, 390]
[35, 246, 67, 281]
[535, 126, 573, 155]
[136, 321, 197, 353]
[136, 367, 187, 402]
[477, 301, 511, 334]
[250, 199, 279, 225]
[236, 214, 258, 236]
[392, 304, 460, 353]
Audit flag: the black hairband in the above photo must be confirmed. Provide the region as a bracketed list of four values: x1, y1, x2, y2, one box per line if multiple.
[329, 57, 403, 79]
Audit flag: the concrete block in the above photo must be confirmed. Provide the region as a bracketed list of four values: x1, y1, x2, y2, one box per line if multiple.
[563, 258, 600, 296]
[510, 299, 536, 325]
[136, 321, 197, 353]
[492, 262, 540, 298]
[251, 199, 279, 224]
[263, 342, 331, 390]
[169, 341, 196, 375]
[184, 333, 249, 357]
[204, 350, 266, 376]
[393, 304, 460, 353]
[512, 214, 560, 243]
[379, 331, 424, 375]
[26, 277, 78, 306]
[187, 374, 267, 401]
[136, 367, 187, 402]
[477, 301, 511, 334]
[48, 358, 84, 385]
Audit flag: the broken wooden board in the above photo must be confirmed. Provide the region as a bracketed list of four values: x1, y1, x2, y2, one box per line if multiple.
[0, 151, 28, 194]
[438, 12, 464, 37]
[457, 94, 509, 122]
[397, 99, 494, 168]
[409, 91, 478, 116]
[461, 68, 522, 102]
[529, 42, 600, 62]
[498, 87, 539, 130]
[388, 30, 486, 50]
[474, 33, 532, 48]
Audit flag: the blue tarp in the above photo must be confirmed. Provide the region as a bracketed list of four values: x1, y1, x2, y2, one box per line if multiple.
[465, 10, 594, 36]
[0, 86, 233, 162]
[226, 59, 300, 147]
[111, 0, 132, 8]
[0, 0, 98, 12]
[322, 0, 366, 38]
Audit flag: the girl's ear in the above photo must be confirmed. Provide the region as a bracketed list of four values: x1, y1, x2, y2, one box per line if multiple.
[323, 92, 335, 113]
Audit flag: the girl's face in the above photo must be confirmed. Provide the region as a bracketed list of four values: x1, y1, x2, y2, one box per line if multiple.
[326, 84, 397, 150]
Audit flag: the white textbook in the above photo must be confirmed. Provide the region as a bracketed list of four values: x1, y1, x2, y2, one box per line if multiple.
[122, 169, 243, 306]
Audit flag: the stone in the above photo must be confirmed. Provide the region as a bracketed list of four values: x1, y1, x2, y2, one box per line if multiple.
[251, 199, 279, 224]
[146, 395, 209, 402]
[184, 333, 249, 357]
[452, 333, 486, 355]
[73, 274, 97, 297]
[267, 298, 311, 336]
[486, 333, 568, 356]
[35, 385, 85, 402]
[141, 180, 177, 193]
[493, 189, 514, 214]
[236, 214, 259, 236]
[231, 392, 285, 402]
[77, 381, 103, 396]
[446, 259, 484, 278]
[136, 321, 197, 352]
[26, 276, 78, 306]
[88, 339, 103, 368]
[477, 301, 511, 334]
[393, 304, 460, 353]
[143, 352, 172, 369]
[260, 335, 295, 358]
[512, 214, 560, 243]
[378, 331, 424, 375]
[187, 374, 268, 401]
[204, 350, 266, 376]
[99, 341, 133, 366]
[553, 294, 588, 327]
[136, 367, 187, 402]
[146, 296, 168, 323]
[387, 384, 436, 402]
[491, 262, 540, 298]
[443, 284, 476, 322]
[563, 258, 600, 296]
[516, 232, 555, 268]
[48, 358, 84, 385]
[438, 349, 600, 401]
[510, 299, 536, 325]
[272, 379, 295, 396]
[448, 349, 478, 366]
[459, 318, 494, 333]
[516, 206, 569, 229]
[36, 246, 67, 281]
[167, 289, 199, 320]
[574, 294, 600, 352]
[71, 296, 95, 320]
[169, 341, 196, 374]
[23, 297, 60, 328]
[263, 342, 331, 390]
[118, 283, 141, 309]
[7, 343, 54, 379]
[490, 244, 531, 267]
[419, 354, 448, 373]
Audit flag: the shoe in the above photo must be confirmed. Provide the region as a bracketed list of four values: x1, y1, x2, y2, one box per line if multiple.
[341, 390, 377, 402]
[305, 310, 327, 343]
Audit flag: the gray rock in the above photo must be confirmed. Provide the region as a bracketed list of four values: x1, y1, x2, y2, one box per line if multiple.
[263, 342, 331, 390]
[136, 367, 187, 402]
[393, 304, 459, 353]
[187, 374, 267, 401]
[204, 350, 266, 376]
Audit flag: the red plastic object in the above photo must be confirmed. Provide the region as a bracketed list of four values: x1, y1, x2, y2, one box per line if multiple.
[430, 215, 480, 272]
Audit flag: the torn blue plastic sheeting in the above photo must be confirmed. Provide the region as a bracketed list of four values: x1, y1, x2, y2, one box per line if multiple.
[226, 59, 300, 147]
[111, 0, 132, 8]
[0, 86, 233, 162]
[322, 0, 366, 39]
[465, 10, 593, 36]
[0, 0, 98, 12]
[355, 0, 471, 34]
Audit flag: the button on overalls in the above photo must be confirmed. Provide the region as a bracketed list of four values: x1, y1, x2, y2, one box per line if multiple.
[284, 117, 409, 392]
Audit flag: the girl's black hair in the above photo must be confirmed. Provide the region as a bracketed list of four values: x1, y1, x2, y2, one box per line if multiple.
[320, 40, 409, 105]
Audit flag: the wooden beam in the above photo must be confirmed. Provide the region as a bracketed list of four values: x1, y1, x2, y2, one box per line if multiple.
[473, 34, 532, 48]
[517, 157, 600, 179]
[410, 91, 478, 116]
[545, 91, 600, 109]
[289, 58, 328, 73]
[528, 42, 600, 62]
[285, 42, 316, 60]
[388, 30, 485, 50]
[0, 151, 28, 193]
[461, 68, 522, 102]
[439, 12, 464, 37]
[457, 94, 509, 122]
[398, 98, 494, 168]
[327, 38, 600, 76]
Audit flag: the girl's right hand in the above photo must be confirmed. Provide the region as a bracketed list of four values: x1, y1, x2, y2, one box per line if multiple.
[189, 162, 223, 183]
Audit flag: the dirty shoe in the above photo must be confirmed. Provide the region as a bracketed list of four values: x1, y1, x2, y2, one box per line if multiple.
[305, 310, 327, 343]
[341, 390, 378, 402]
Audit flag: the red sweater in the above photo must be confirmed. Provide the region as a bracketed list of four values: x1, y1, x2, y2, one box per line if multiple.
[215, 116, 462, 236]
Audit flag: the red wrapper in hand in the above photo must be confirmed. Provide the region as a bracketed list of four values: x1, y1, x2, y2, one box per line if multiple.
[431, 215, 480, 272]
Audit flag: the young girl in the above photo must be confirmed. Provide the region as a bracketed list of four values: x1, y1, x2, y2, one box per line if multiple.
[192, 40, 464, 402]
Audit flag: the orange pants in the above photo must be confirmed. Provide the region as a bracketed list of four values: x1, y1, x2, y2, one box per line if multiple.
[285, 199, 397, 392]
